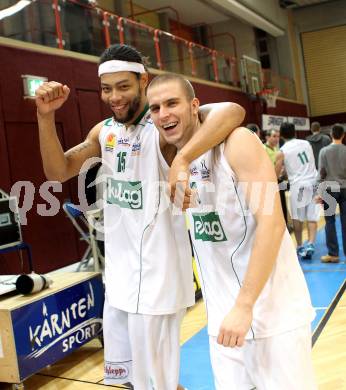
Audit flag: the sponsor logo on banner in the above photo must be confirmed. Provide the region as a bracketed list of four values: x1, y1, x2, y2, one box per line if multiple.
[262, 114, 310, 131]
[11, 276, 103, 380]
[105, 362, 129, 379]
[193, 212, 227, 242]
[105, 133, 116, 152]
[287, 116, 310, 131]
[27, 282, 101, 358]
[262, 114, 287, 130]
[107, 178, 143, 209]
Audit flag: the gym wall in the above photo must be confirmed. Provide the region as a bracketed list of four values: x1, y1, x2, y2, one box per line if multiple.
[0, 39, 306, 274]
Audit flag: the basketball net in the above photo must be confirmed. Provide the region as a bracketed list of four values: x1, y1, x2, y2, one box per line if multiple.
[259, 88, 279, 108]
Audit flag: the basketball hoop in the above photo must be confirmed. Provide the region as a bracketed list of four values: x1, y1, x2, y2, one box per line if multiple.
[258, 88, 279, 108]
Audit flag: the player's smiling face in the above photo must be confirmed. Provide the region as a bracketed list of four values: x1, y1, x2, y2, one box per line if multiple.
[148, 80, 199, 149]
[100, 71, 147, 125]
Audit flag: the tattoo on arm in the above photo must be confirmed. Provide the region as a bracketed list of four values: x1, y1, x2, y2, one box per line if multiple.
[66, 142, 92, 157]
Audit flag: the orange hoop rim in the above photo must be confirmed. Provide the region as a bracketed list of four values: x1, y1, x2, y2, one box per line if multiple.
[258, 88, 279, 107]
[258, 88, 279, 96]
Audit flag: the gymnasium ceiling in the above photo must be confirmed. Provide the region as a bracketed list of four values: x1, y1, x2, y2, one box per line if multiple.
[279, 0, 335, 8]
[131, 0, 336, 26]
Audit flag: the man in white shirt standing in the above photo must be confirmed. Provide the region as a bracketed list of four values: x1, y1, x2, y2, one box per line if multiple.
[275, 122, 320, 259]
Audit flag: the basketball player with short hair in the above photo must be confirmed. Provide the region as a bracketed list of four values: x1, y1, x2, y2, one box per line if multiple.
[35, 44, 245, 389]
[147, 73, 316, 390]
[275, 122, 320, 260]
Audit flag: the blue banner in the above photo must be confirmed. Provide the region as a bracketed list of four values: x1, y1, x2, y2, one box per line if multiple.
[11, 275, 104, 380]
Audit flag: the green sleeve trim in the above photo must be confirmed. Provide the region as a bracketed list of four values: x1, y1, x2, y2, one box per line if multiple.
[104, 118, 113, 126]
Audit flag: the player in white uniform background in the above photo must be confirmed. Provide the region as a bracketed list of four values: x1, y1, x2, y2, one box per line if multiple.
[35, 44, 245, 389]
[147, 73, 316, 390]
[275, 122, 320, 260]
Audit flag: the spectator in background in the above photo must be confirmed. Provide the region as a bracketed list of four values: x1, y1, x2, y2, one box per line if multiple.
[264, 129, 280, 164]
[275, 122, 319, 260]
[246, 123, 261, 139]
[307, 121, 331, 169]
[317, 124, 346, 263]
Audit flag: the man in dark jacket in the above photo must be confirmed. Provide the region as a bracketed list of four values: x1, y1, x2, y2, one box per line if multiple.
[307, 122, 331, 169]
[317, 124, 346, 263]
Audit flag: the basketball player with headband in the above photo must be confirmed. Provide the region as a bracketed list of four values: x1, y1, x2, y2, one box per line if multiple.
[35, 44, 245, 389]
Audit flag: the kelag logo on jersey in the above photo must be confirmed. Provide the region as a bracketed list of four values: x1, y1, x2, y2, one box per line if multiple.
[193, 212, 227, 242]
[107, 178, 143, 209]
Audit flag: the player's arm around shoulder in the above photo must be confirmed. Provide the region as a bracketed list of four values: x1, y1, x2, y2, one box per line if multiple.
[168, 102, 245, 201]
[182, 101, 246, 161]
[198, 102, 245, 125]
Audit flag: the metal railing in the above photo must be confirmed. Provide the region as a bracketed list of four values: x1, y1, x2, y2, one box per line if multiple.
[0, 0, 239, 87]
[0, 0, 296, 99]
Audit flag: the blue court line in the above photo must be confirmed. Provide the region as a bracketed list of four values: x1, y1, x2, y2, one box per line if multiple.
[180, 216, 346, 389]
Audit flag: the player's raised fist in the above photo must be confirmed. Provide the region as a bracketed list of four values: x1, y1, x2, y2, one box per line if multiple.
[35, 81, 70, 115]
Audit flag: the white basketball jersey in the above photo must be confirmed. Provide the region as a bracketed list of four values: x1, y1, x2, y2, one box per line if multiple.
[99, 110, 194, 314]
[281, 139, 317, 186]
[186, 145, 315, 339]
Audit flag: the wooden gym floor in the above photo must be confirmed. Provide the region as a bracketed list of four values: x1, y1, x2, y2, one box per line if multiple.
[1, 217, 345, 389]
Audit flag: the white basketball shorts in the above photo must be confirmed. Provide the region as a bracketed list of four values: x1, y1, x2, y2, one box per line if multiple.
[289, 184, 320, 222]
[209, 325, 317, 390]
[103, 298, 185, 389]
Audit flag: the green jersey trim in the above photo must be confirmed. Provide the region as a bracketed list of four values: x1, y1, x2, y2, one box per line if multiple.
[133, 105, 149, 125]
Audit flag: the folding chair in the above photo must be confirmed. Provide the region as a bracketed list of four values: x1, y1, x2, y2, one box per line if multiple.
[86, 208, 105, 272]
[62, 202, 104, 271]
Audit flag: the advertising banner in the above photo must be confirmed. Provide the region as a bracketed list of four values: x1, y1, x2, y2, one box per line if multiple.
[262, 114, 287, 130]
[11, 275, 104, 380]
[263, 114, 310, 131]
[287, 116, 310, 131]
